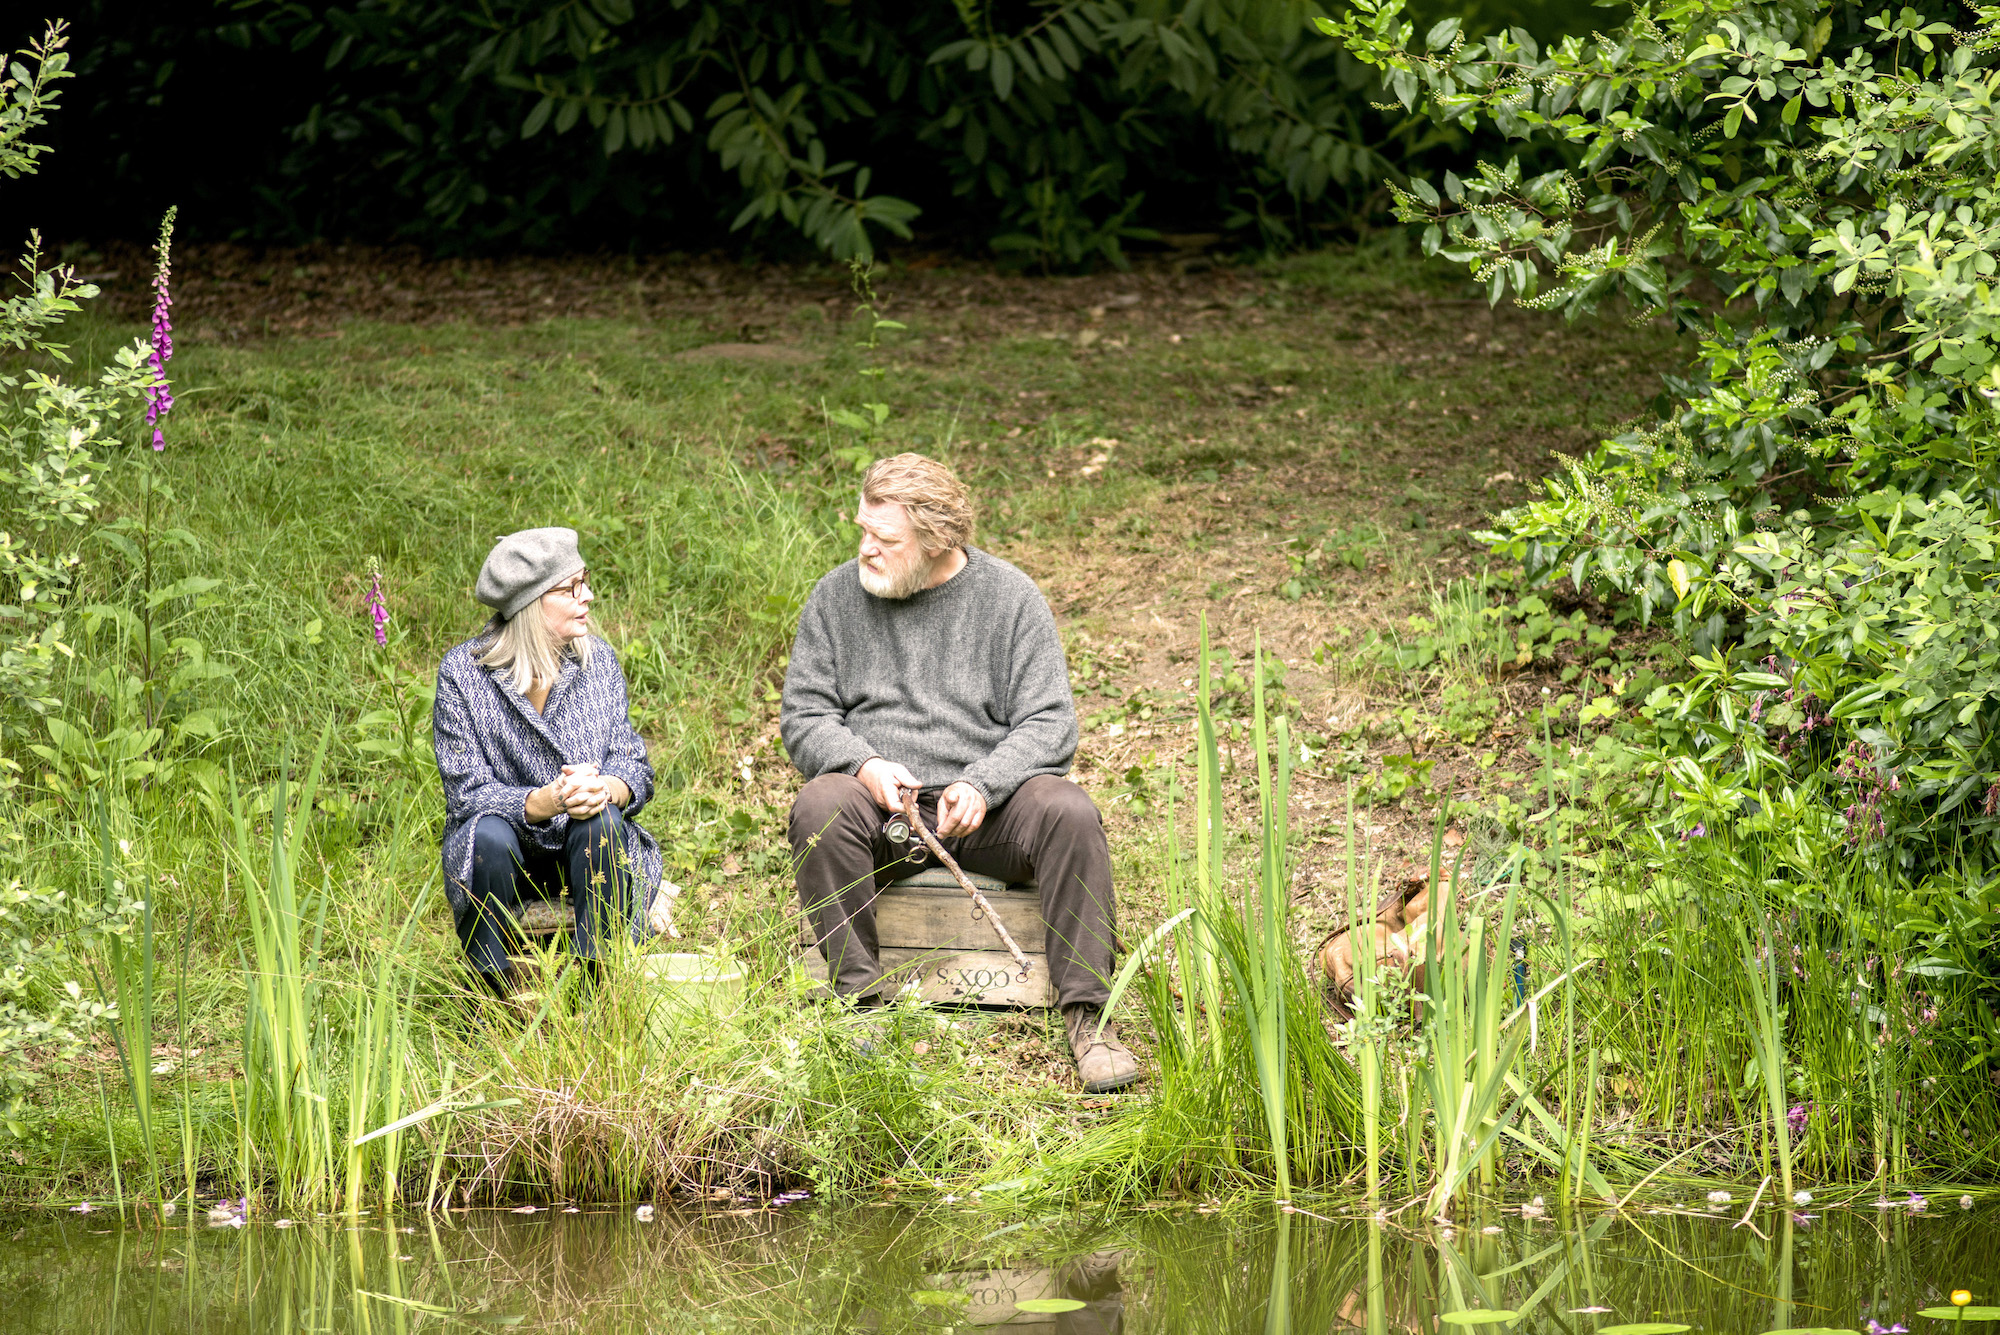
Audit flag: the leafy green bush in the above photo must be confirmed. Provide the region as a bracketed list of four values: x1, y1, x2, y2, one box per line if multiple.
[243, 0, 1414, 263]
[0, 25, 160, 1129]
[1320, 0, 2000, 866]
[15, 0, 1605, 262]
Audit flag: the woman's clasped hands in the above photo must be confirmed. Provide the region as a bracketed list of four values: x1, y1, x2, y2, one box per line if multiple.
[528, 762, 626, 823]
[554, 762, 621, 818]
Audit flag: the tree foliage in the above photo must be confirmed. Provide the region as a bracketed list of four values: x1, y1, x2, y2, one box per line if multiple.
[1320, 0, 2000, 864]
[232, 0, 1445, 263]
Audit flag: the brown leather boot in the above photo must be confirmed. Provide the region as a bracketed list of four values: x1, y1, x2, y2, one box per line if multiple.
[847, 992, 889, 1056]
[1063, 1004, 1143, 1093]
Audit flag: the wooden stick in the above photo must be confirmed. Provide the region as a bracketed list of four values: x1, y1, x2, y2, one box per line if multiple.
[901, 788, 1034, 982]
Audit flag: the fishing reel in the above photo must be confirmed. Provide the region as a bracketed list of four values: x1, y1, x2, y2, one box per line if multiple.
[881, 813, 929, 866]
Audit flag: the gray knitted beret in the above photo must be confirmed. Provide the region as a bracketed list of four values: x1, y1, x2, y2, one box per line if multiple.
[476, 527, 585, 620]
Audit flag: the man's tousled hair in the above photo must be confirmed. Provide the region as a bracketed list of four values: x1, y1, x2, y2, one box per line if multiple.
[860, 453, 974, 552]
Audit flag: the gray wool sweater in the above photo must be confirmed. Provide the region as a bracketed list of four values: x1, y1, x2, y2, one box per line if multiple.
[780, 547, 1077, 805]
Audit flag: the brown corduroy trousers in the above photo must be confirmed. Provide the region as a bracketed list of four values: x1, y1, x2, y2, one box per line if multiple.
[787, 773, 1117, 1009]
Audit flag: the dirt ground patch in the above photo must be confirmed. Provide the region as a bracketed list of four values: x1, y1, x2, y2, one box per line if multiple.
[80, 239, 1291, 345]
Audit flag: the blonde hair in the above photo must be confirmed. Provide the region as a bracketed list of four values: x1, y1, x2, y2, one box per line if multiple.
[476, 600, 593, 695]
[860, 453, 974, 552]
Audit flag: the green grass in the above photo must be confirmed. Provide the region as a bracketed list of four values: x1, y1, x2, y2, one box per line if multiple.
[9, 247, 1996, 1208]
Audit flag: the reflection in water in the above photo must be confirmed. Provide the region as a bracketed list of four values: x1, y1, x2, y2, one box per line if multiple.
[0, 1199, 1989, 1333]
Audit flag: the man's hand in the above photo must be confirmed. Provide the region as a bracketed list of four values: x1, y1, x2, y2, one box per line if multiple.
[857, 757, 920, 812]
[935, 781, 987, 838]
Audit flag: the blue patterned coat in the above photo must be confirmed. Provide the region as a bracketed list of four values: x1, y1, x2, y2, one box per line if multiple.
[433, 631, 663, 942]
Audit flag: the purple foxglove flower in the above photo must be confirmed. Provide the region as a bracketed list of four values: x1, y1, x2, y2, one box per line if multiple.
[144, 208, 177, 450]
[365, 566, 389, 646]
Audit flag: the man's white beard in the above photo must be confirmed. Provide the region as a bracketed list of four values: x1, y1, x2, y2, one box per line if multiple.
[858, 551, 935, 600]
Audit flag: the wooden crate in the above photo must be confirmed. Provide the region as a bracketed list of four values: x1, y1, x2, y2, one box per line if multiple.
[799, 868, 1051, 1007]
[516, 897, 570, 937]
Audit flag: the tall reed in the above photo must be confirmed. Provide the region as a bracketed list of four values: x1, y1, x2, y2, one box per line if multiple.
[234, 736, 339, 1207]
[1413, 842, 1531, 1219]
[1110, 619, 1360, 1193]
[341, 933, 414, 1215]
[1342, 789, 1387, 1203]
[1234, 630, 1296, 1199]
[1419, 838, 1613, 1214]
[175, 917, 197, 1202]
[1743, 914, 1793, 1202]
[92, 798, 161, 1202]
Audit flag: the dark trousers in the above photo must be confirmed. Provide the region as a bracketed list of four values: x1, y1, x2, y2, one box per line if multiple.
[787, 773, 1117, 1009]
[460, 809, 632, 975]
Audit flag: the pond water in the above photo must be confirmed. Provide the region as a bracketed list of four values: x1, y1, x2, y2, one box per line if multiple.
[0, 1195, 1989, 1333]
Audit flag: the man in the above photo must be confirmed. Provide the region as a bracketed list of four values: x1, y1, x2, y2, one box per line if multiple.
[781, 452, 1141, 1093]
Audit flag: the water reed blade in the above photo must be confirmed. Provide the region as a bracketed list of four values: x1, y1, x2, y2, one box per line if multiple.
[1743, 914, 1794, 1203]
[233, 732, 338, 1206]
[92, 797, 160, 1203]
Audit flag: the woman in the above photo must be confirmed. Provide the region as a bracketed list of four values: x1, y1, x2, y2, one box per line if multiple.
[433, 526, 665, 994]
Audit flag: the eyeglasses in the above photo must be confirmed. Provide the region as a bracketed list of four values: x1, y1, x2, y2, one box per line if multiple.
[548, 572, 591, 601]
